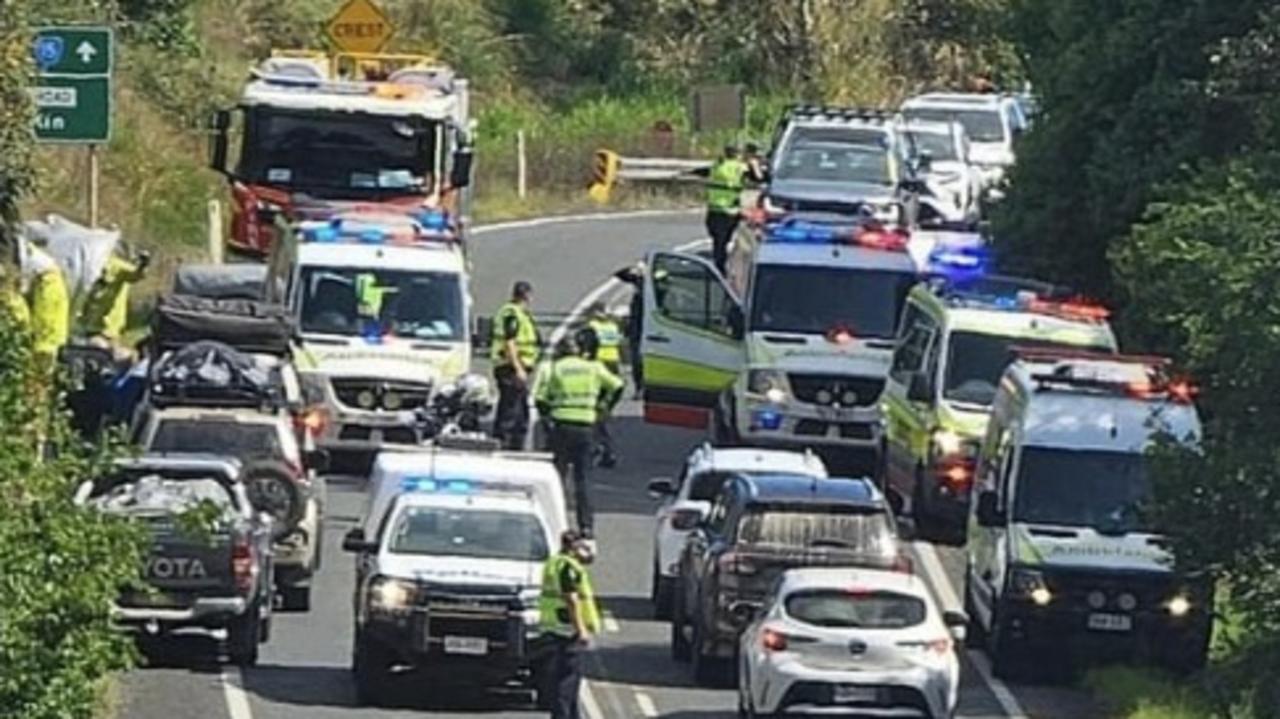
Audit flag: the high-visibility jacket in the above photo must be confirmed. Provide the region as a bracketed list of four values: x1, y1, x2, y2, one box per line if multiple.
[586, 317, 622, 364]
[538, 552, 601, 637]
[80, 256, 145, 340]
[706, 158, 747, 213]
[535, 355, 624, 425]
[28, 265, 70, 360]
[490, 301, 540, 369]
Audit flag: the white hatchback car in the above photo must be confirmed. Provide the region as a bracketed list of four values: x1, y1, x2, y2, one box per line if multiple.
[647, 443, 826, 618]
[739, 567, 965, 719]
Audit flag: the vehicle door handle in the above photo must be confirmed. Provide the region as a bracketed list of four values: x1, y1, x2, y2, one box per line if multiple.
[646, 334, 671, 343]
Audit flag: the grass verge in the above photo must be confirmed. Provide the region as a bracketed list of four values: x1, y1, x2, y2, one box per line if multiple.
[1087, 667, 1216, 719]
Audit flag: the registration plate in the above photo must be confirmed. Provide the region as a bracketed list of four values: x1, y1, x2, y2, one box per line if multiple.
[443, 636, 489, 655]
[1087, 613, 1133, 632]
[815, 405, 859, 422]
[833, 685, 878, 704]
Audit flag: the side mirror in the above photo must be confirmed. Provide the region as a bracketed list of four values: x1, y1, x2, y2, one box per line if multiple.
[976, 490, 1005, 527]
[671, 501, 712, 531]
[208, 109, 231, 175]
[907, 372, 933, 403]
[450, 147, 474, 190]
[305, 449, 330, 475]
[726, 305, 745, 339]
[473, 315, 493, 353]
[342, 528, 377, 553]
[647, 477, 676, 498]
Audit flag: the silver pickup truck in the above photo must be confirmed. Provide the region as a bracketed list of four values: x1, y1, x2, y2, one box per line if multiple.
[76, 455, 276, 666]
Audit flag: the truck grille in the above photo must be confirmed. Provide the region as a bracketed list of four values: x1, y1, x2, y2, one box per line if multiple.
[331, 378, 431, 411]
[417, 587, 521, 653]
[788, 374, 884, 408]
[1045, 569, 1184, 613]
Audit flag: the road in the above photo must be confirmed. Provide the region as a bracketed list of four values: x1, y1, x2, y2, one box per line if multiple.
[119, 211, 1100, 719]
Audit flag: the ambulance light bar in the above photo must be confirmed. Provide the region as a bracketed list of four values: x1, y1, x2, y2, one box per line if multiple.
[765, 218, 908, 252]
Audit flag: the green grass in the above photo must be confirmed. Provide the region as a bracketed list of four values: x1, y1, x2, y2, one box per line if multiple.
[1087, 667, 1217, 719]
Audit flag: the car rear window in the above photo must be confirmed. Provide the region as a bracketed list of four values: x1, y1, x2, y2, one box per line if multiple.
[150, 419, 282, 458]
[737, 508, 894, 553]
[785, 589, 927, 629]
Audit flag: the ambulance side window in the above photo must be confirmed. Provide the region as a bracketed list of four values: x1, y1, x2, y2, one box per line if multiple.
[891, 308, 936, 381]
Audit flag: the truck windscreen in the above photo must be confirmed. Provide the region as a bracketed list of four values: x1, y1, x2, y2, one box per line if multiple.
[298, 267, 464, 341]
[750, 266, 914, 338]
[239, 109, 435, 193]
[1013, 448, 1152, 534]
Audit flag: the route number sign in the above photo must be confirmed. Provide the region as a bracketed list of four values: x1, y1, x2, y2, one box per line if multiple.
[326, 0, 395, 54]
[31, 26, 113, 143]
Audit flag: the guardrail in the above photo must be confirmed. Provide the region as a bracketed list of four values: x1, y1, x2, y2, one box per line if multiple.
[589, 149, 711, 203]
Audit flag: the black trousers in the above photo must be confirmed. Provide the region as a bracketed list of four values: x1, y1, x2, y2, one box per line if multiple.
[596, 361, 620, 459]
[549, 637, 583, 719]
[704, 209, 740, 274]
[550, 422, 595, 533]
[493, 365, 530, 450]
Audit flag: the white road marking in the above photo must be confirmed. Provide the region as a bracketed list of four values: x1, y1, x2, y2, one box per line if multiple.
[580, 676, 606, 719]
[634, 690, 660, 717]
[602, 611, 621, 633]
[912, 541, 1029, 719]
[220, 667, 254, 719]
[472, 208, 700, 236]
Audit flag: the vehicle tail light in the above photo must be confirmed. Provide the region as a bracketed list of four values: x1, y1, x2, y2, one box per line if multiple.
[898, 637, 952, 655]
[935, 459, 975, 490]
[295, 406, 329, 439]
[762, 628, 789, 652]
[232, 537, 257, 593]
[718, 552, 759, 576]
[670, 509, 703, 531]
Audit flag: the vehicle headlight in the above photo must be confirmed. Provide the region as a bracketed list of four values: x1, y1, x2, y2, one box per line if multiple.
[1010, 568, 1052, 606]
[382, 391, 403, 410]
[356, 389, 377, 409]
[866, 202, 901, 224]
[368, 576, 415, 612]
[931, 430, 978, 460]
[1166, 594, 1192, 617]
[747, 369, 789, 403]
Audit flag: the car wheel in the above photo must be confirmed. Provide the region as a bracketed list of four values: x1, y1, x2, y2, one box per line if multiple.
[352, 633, 393, 706]
[988, 608, 1022, 681]
[691, 620, 718, 686]
[259, 613, 272, 644]
[280, 583, 312, 612]
[962, 571, 986, 650]
[911, 467, 938, 541]
[226, 604, 262, 667]
[651, 562, 674, 620]
[670, 586, 691, 661]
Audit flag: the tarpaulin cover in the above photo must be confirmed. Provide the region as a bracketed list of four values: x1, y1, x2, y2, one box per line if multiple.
[152, 295, 294, 355]
[173, 264, 269, 300]
[22, 214, 121, 308]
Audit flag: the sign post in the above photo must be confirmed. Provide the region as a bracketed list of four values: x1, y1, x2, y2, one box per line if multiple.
[325, 0, 395, 54]
[32, 27, 113, 226]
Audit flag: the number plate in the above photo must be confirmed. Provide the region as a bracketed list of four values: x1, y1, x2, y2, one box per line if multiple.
[443, 636, 489, 655]
[833, 685, 878, 704]
[814, 405, 859, 422]
[1087, 613, 1133, 632]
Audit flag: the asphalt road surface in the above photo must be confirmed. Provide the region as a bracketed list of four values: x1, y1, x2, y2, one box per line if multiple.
[119, 210, 1101, 719]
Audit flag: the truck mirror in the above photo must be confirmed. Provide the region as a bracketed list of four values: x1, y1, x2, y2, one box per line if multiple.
[450, 147, 474, 189]
[907, 372, 933, 403]
[342, 528, 376, 553]
[473, 315, 493, 354]
[976, 490, 1004, 527]
[647, 477, 676, 498]
[208, 109, 231, 175]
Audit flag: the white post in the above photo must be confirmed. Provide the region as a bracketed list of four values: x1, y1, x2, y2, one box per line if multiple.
[207, 200, 224, 264]
[87, 145, 100, 228]
[516, 129, 528, 200]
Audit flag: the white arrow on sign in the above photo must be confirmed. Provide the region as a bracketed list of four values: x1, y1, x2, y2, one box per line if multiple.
[76, 41, 96, 64]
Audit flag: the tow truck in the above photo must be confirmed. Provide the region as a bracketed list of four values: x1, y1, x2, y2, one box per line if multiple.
[209, 51, 473, 257]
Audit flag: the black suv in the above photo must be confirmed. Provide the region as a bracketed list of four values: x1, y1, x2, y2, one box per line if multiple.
[670, 473, 908, 684]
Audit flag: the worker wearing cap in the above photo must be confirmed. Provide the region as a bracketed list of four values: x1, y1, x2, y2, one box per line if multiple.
[80, 252, 149, 345]
[577, 302, 623, 468]
[491, 280, 542, 449]
[538, 530, 601, 719]
[705, 143, 749, 273]
[536, 336, 623, 536]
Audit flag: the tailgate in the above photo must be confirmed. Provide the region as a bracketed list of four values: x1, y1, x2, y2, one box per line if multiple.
[128, 518, 235, 601]
[722, 544, 897, 601]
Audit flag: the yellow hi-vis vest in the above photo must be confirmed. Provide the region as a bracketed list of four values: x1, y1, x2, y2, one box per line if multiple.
[587, 317, 622, 364]
[490, 301, 540, 369]
[28, 268, 69, 361]
[706, 158, 746, 213]
[536, 356, 622, 425]
[538, 553, 601, 637]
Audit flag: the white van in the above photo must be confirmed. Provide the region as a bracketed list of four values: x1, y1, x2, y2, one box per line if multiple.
[965, 349, 1212, 676]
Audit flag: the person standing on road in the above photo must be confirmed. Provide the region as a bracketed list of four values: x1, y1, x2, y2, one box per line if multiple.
[704, 143, 749, 273]
[538, 530, 601, 719]
[491, 280, 541, 450]
[612, 262, 645, 397]
[535, 336, 624, 537]
[575, 302, 623, 468]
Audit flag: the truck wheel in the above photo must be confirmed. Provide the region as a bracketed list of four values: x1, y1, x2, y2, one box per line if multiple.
[227, 604, 262, 667]
[670, 587, 691, 661]
[988, 610, 1022, 681]
[962, 571, 986, 649]
[353, 634, 393, 706]
[651, 562, 674, 619]
[280, 583, 312, 612]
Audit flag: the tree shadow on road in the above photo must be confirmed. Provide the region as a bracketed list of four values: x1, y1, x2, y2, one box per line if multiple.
[133, 632, 225, 674]
[240, 663, 538, 713]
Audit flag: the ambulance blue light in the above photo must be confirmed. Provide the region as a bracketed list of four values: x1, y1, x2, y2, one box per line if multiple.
[417, 209, 449, 230]
[359, 228, 387, 244]
[752, 410, 783, 431]
[767, 221, 835, 244]
[400, 477, 475, 493]
[303, 224, 339, 243]
[928, 245, 989, 275]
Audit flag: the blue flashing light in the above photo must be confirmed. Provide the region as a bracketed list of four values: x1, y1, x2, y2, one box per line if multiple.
[303, 224, 340, 243]
[358, 228, 387, 244]
[752, 410, 783, 431]
[417, 209, 449, 231]
[991, 294, 1019, 310]
[928, 245, 989, 276]
[767, 221, 838, 244]
[400, 477, 475, 494]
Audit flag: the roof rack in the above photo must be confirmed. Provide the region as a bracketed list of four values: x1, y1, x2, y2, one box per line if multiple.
[1013, 348, 1195, 404]
[783, 104, 898, 123]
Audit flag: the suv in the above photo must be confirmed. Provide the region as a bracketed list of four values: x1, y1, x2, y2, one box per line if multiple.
[761, 105, 919, 226]
[901, 118, 984, 226]
[670, 474, 907, 684]
[901, 93, 1027, 191]
[647, 443, 827, 618]
[880, 277, 1116, 541]
[136, 405, 327, 610]
[966, 351, 1212, 676]
[76, 456, 275, 666]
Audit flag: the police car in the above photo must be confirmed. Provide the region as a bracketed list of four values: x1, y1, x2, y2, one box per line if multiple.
[265, 210, 473, 453]
[638, 216, 924, 460]
[646, 443, 827, 618]
[880, 276, 1117, 541]
[966, 350, 1213, 677]
[341, 439, 567, 705]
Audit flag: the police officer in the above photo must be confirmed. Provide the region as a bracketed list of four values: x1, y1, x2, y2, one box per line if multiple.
[535, 336, 623, 537]
[491, 280, 541, 449]
[579, 302, 622, 468]
[538, 530, 601, 719]
[705, 143, 749, 273]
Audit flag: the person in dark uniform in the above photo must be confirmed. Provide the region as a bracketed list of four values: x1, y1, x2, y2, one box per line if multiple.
[490, 281, 541, 449]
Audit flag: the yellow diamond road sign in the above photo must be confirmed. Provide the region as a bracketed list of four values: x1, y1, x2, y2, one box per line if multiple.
[326, 0, 395, 54]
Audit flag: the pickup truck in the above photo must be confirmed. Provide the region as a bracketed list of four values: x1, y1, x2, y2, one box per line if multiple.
[671, 474, 908, 685]
[76, 455, 276, 666]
